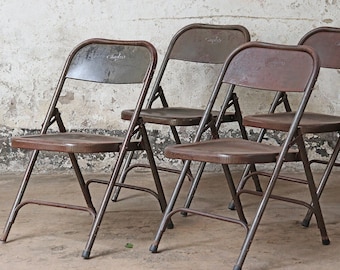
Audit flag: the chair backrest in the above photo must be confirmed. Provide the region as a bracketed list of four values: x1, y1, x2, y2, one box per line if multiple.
[168, 24, 250, 64]
[266, 27, 340, 114]
[299, 26, 340, 69]
[195, 42, 320, 143]
[65, 40, 156, 84]
[42, 39, 157, 133]
[147, 23, 250, 107]
[223, 42, 319, 93]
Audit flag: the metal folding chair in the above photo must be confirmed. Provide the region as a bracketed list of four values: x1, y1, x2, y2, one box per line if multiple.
[0, 38, 171, 259]
[233, 27, 340, 226]
[111, 24, 261, 201]
[149, 41, 330, 270]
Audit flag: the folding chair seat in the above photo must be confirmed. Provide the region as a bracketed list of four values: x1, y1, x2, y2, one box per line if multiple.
[149, 41, 330, 270]
[111, 23, 261, 201]
[234, 27, 340, 226]
[0, 39, 171, 259]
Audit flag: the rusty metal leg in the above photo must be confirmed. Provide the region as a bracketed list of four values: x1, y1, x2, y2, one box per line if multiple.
[149, 160, 191, 253]
[111, 150, 135, 202]
[302, 138, 340, 227]
[83, 122, 173, 258]
[229, 92, 289, 213]
[112, 125, 193, 203]
[228, 163, 261, 210]
[234, 93, 262, 194]
[1, 150, 39, 242]
[234, 142, 330, 268]
[233, 167, 282, 269]
[295, 136, 329, 244]
[222, 164, 247, 223]
[82, 170, 118, 259]
[68, 153, 95, 211]
[139, 124, 174, 229]
[82, 146, 129, 259]
[181, 161, 206, 216]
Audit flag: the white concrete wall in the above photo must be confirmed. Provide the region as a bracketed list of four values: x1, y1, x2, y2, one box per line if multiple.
[0, 0, 339, 173]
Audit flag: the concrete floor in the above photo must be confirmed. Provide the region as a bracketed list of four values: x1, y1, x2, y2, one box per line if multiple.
[0, 169, 339, 270]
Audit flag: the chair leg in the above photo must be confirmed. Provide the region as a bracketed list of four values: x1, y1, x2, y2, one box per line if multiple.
[229, 92, 290, 214]
[69, 153, 96, 211]
[82, 144, 131, 259]
[1, 150, 39, 242]
[180, 159, 253, 219]
[228, 163, 261, 210]
[180, 161, 206, 216]
[139, 124, 174, 229]
[111, 150, 135, 202]
[295, 136, 330, 244]
[233, 163, 285, 269]
[82, 169, 119, 259]
[150, 162, 250, 255]
[234, 94, 262, 194]
[221, 164, 247, 224]
[228, 128, 267, 211]
[112, 124, 194, 203]
[234, 139, 330, 269]
[302, 138, 340, 227]
[150, 160, 191, 253]
[169, 125, 195, 179]
[83, 123, 173, 258]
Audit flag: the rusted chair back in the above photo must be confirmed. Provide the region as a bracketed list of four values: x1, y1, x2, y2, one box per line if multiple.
[167, 24, 250, 64]
[148, 23, 250, 107]
[66, 41, 153, 84]
[223, 43, 317, 92]
[299, 26, 340, 69]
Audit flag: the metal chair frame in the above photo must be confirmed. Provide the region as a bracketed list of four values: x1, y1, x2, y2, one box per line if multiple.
[1, 38, 171, 259]
[149, 41, 329, 270]
[111, 23, 262, 202]
[229, 27, 340, 227]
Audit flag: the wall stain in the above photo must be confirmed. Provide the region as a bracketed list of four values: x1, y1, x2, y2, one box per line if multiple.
[0, 126, 337, 174]
[59, 92, 75, 104]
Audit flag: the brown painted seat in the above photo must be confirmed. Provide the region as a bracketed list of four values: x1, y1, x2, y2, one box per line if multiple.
[149, 41, 329, 270]
[240, 27, 340, 226]
[111, 24, 254, 201]
[0, 39, 171, 259]
[244, 111, 340, 133]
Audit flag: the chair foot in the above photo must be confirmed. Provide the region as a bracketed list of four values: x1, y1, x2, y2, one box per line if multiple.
[180, 211, 188, 217]
[233, 265, 242, 270]
[322, 238, 330, 245]
[0, 234, 7, 242]
[149, 244, 158, 253]
[82, 250, 91, 259]
[228, 200, 236, 210]
[301, 218, 311, 228]
[167, 220, 174, 229]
